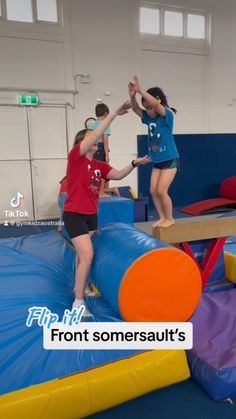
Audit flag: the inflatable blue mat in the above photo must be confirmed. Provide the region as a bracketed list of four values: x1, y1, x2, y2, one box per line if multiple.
[0, 230, 139, 395]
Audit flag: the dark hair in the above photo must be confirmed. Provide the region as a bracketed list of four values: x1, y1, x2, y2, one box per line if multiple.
[73, 129, 89, 146]
[141, 87, 177, 114]
[95, 103, 109, 117]
[84, 116, 96, 129]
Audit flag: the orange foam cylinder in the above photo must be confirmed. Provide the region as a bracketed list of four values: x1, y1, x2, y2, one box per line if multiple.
[91, 224, 202, 322]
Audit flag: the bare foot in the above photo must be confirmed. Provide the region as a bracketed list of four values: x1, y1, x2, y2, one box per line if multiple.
[152, 219, 165, 228]
[159, 219, 175, 228]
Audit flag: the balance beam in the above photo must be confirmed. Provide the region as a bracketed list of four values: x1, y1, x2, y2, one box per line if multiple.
[135, 215, 236, 288]
[135, 215, 236, 243]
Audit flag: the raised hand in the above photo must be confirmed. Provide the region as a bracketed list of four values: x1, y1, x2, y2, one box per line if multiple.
[128, 82, 136, 97]
[135, 155, 151, 166]
[115, 101, 131, 116]
[132, 75, 142, 93]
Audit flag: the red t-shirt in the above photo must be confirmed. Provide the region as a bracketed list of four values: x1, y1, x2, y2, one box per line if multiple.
[64, 143, 113, 214]
[59, 177, 67, 194]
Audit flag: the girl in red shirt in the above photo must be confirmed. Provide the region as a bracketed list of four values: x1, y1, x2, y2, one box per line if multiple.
[63, 101, 150, 316]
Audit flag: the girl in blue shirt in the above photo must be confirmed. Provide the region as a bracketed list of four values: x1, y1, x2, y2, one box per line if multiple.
[129, 75, 179, 228]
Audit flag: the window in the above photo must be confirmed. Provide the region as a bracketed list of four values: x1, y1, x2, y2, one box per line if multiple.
[164, 11, 183, 37]
[140, 7, 160, 35]
[0, 0, 62, 42]
[2, 0, 59, 23]
[140, 4, 209, 43]
[187, 14, 205, 39]
[36, 0, 58, 23]
[6, 0, 33, 22]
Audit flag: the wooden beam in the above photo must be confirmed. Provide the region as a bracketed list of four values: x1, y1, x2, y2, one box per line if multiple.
[135, 215, 236, 243]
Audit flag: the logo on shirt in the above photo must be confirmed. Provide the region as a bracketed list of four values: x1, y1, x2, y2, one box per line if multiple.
[88, 164, 101, 194]
[149, 123, 162, 152]
[150, 133, 161, 153]
[149, 123, 156, 137]
[94, 169, 101, 177]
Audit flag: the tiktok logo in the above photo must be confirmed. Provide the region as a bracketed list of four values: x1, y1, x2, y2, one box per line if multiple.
[10, 192, 24, 208]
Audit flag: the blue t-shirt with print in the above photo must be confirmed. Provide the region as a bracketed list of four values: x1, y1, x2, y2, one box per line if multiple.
[88, 120, 111, 143]
[141, 108, 179, 163]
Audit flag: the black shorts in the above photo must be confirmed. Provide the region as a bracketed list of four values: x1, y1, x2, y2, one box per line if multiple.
[63, 211, 98, 239]
[153, 159, 180, 171]
[94, 143, 105, 162]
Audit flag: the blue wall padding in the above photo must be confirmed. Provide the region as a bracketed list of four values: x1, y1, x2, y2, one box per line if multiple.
[91, 223, 169, 317]
[98, 196, 134, 226]
[138, 134, 236, 207]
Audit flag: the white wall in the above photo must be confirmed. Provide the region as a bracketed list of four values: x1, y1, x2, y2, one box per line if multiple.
[0, 0, 236, 195]
[68, 0, 140, 187]
[140, 50, 209, 134]
[208, 1, 236, 132]
[67, 0, 209, 189]
[66, 0, 236, 190]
